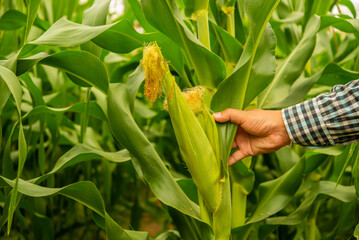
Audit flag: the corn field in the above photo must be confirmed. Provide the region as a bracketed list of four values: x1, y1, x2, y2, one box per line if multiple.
[0, 0, 359, 239]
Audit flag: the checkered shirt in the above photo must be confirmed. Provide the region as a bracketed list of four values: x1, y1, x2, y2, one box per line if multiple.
[282, 80, 359, 146]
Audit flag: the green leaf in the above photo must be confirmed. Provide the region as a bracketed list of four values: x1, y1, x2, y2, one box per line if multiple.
[107, 83, 200, 220]
[268, 61, 359, 108]
[8, 126, 27, 234]
[28, 18, 187, 83]
[336, 143, 358, 186]
[339, 0, 357, 18]
[29, 18, 116, 47]
[92, 20, 143, 53]
[167, 206, 211, 240]
[155, 230, 180, 240]
[352, 146, 359, 197]
[355, 223, 359, 239]
[39, 51, 109, 93]
[0, 66, 27, 235]
[304, 0, 331, 26]
[248, 157, 305, 223]
[0, 10, 27, 30]
[266, 181, 357, 225]
[320, 16, 359, 33]
[231, 160, 255, 195]
[183, 0, 209, 17]
[231, 224, 253, 240]
[81, 0, 111, 56]
[25, 0, 42, 42]
[0, 66, 22, 115]
[304, 152, 329, 175]
[0, 79, 10, 116]
[0, 10, 50, 31]
[106, 213, 149, 240]
[141, 0, 226, 88]
[210, 21, 243, 64]
[211, 0, 280, 164]
[258, 15, 320, 108]
[266, 71, 322, 108]
[31, 144, 131, 184]
[107, 70, 199, 220]
[244, 24, 276, 108]
[82, 0, 110, 26]
[93, 21, 188, 84]
[23, 102, 107, 121]
[0, 176, 145, 239]
[317, 63, 359, 86]
[127, 0, 156, 32]
[16, 52, 50, 76]
[126, 66, 145, 113]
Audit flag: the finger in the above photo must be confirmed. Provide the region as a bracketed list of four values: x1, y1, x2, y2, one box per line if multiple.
[228, 150, 248, 166]
[212, 108, 246, 125]
[231, 141, 238, 149]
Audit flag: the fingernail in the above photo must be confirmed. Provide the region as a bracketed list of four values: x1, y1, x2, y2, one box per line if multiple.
[212, 112, 221, 118]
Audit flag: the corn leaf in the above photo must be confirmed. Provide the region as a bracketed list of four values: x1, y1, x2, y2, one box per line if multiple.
[352, 147, 359, 198]
[248, 157, 305, 223]
[162, 74, 221, 213]
[317, 63, 359, 86]
[23, 102, 107, 121]
[266, 181, 357, 225]
[81, 0, 111, 56]
[27, 18, 187, 82]
[0, 177, 146, 240]
[167, 206, 212, 240]
[141, 0, 226, 88]
[211, 0, 280, 164]
[31, 144, 131, 184]
[126, 0, 156, 32]
[244, 24, 276, 108]
[39, 50, 109, 93]
[108, 83, 201, 220]
[24, 0, 42, 42]
[258, 15, 320, 108]
[338, 0, 357, 18]
[0, 10, 50, 31]
[355, 223, 359, 240]
[210, 21, 243, 64]
[0, 66, 26, 234]
[320, 16, 359, 33]
[29, 18, 116, 46]
[183, 0, 209, 17]
[304, 0, 331, 26]
[92, 22, 187, 82]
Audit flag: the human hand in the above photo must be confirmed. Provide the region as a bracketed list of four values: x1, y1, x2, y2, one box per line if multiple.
[213, 109, 291, 166]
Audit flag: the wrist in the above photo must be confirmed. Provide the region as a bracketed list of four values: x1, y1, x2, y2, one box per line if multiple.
[276, 110, 291, 147]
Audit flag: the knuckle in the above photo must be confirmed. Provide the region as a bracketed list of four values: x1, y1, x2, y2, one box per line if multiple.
[223, 108, 235, 115]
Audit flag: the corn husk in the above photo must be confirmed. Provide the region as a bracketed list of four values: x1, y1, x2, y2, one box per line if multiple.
[142, 43, 222, 213]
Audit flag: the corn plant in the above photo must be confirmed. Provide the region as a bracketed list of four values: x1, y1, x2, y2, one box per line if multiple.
[0, 0, 359, 239]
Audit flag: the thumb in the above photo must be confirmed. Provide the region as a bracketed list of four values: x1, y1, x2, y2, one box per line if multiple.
[212, 108, 245, 125]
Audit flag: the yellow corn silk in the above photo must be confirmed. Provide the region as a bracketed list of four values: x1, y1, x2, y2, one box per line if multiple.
[141, 43, 223, 215]
[141, 43, 163, 105]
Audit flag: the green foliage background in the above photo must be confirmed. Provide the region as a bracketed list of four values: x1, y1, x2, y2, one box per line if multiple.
[0, 0, 359, 239]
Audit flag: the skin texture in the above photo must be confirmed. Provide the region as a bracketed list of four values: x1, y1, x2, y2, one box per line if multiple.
[213, 109, 291, 166]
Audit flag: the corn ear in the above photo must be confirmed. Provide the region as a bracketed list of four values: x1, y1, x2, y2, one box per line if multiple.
[142, 43, 222, 213]
[163, 73, 221, 213]
[197, 110, 221, 161]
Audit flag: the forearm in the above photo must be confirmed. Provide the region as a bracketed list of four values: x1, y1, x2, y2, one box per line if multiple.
[282, 80, 359, 146]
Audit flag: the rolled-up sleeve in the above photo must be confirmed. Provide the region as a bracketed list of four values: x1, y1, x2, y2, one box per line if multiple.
[282, 80, 359, 146]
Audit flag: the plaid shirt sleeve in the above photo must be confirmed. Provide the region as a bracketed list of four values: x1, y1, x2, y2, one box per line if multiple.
[282, 80, 359, 146]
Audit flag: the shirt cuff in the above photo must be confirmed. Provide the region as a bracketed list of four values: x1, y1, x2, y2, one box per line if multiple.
[282, 98, 335, 146]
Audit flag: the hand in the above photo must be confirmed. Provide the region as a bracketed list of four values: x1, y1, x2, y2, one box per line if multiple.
[213, 109, 291, 166]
